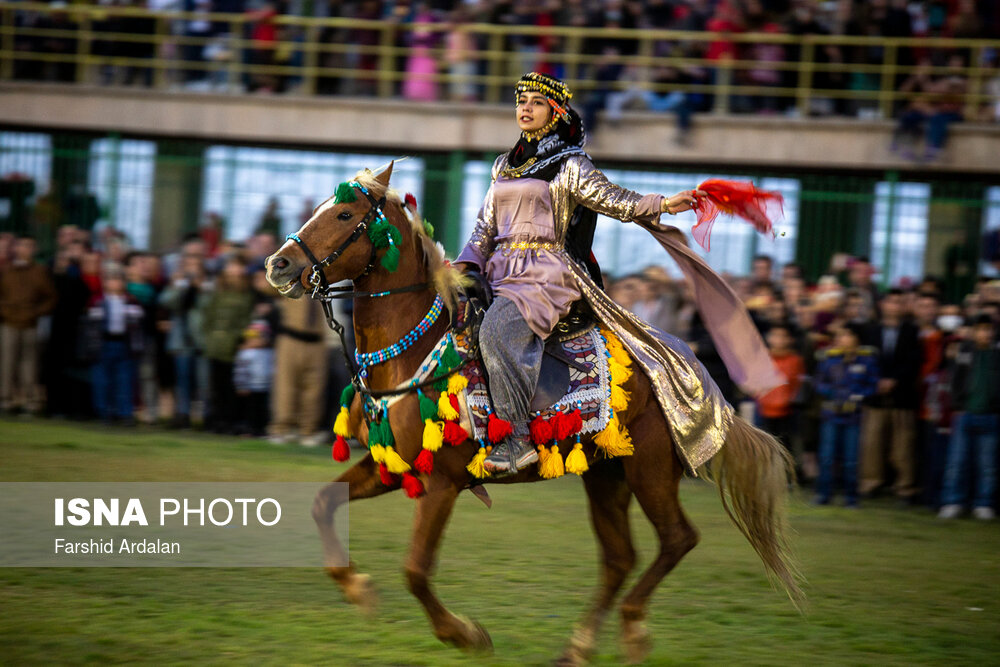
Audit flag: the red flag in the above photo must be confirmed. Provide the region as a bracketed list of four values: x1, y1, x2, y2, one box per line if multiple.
[691, 179, 783, 251]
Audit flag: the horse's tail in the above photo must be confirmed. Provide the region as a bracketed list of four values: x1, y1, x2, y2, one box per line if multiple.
[707, 414, 804, 608]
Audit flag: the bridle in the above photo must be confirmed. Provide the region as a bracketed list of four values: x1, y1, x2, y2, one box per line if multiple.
[284, 185, 388, 290]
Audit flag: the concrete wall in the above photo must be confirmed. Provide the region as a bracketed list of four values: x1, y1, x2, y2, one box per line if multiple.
[3, 82, 999, 173]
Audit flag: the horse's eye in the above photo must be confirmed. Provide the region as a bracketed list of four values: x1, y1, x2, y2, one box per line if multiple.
[338, 211, 353, 221]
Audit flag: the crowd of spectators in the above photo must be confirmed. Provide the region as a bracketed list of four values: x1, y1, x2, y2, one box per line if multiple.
[11, 0, 1000, 128]
[2, 218, 999, 519]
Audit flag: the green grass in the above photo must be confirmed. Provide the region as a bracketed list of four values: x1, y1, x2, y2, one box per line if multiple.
[1, 418, 998, 665]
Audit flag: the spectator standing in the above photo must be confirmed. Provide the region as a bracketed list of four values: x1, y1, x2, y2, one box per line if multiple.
[938, 314, 1000, 520]
[814, 323, 880, 507]
[45, 241, 91, 418]
[233, 321, 273, 437]
[125, 253, 160, 423]
[0, 237, 57, 415]
[269, 295, 329, 445]
[200, 256, 255, 433]
[859, 289, 923, 503]
[159, 252, 208, 428]
[756, 322, 805, 456]
[87, 269, 144, 424]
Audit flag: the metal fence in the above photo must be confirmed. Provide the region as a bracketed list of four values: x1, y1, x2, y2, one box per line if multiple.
[2, 2, 1000, 119]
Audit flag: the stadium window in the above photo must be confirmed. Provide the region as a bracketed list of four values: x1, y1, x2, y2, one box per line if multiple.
[982, 186, 1000, 277]
[88, 138, 156, 249]
[0, 131, 53, 206]
[202, 148, 424, 242]
[870, 181, 930, 287]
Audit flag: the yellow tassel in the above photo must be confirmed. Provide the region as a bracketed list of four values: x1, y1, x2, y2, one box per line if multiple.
[369, 444, 386, 463]
[382, 445, 411, 474]
[609, 356, 633, 386]
[565, 442, 589, 475]
[594, 414, 634, 457]
[610, 382, 631, 413]
[603, 330, 633, 368]
[333, 406, 352, 438]
[447, 374, 468, 395]
[540, 444, 565, 479]
[466, 445, 488, 478]
[438, 392, 459, 421]
[536, 444, 549, 469]
[422, 419, 444, 452]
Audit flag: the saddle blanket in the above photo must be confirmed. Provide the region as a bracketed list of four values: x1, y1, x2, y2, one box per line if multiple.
[454, 326, 613, 442]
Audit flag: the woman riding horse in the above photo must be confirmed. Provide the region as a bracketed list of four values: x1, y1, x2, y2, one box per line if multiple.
[456, 72, 783, 476]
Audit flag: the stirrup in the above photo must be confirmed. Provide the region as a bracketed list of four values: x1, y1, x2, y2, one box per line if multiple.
[483, 434, 537, 476]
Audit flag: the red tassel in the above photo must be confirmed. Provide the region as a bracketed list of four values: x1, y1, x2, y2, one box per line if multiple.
[414, 448, 434, 474]
[404, 192, 417, 209]
[487, 414, 513, 443]
[378, 463, 397, 487]
[442, 420, 469, 446]
[530, 415, 552, 445]
[691, 179, 783, 251]
[332, 435, 351, 462]
[449, 393, 460, 414]
[402, 472, 425, 498]
[564, 409, 583, 436]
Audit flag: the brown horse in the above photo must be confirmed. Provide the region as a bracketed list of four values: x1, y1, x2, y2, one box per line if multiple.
[265, 164, 801, 665]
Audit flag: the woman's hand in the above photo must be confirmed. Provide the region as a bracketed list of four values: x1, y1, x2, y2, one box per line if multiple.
[661, 189, 707, 215]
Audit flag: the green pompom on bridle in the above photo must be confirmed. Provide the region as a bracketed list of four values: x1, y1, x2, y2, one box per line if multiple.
[335, 180, 401, 273]
[334, 181, 357, 204]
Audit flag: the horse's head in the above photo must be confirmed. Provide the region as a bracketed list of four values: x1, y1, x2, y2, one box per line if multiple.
[265, 162, 397, 298]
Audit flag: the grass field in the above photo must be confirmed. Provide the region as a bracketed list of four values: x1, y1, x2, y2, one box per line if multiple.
[1, 418, 998, 666]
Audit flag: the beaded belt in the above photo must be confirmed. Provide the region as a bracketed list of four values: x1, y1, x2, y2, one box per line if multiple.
[496, 240, 562, 255]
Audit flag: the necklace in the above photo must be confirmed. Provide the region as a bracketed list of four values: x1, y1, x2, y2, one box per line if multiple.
[355, 294, 444, 378]
[522, 115, 558, 142]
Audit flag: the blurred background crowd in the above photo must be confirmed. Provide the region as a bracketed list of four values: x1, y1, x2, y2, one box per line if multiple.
[2, 215, 999, 518]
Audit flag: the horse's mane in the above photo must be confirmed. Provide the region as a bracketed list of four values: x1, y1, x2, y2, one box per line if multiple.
[353, 168, 469, 314]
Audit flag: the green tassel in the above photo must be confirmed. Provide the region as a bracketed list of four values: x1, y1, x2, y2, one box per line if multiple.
[440, 342, 462, 372]
[381, 244, 400, 272]
[423, 219, 435, 238]
[418, 391, 438, 422]
[379, 416, 395, 449]
[340, 384, 355, 408]
[334, 181, 357, 204]
[432, 365, 449, 392]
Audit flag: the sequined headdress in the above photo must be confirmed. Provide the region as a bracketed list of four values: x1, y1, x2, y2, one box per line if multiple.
[515, 72, 573, 125]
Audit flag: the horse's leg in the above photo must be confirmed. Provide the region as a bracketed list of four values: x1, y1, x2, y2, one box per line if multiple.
[314, 454, 394, 613]
[404, 471, 493, 652]
[556, 461, 635, 667]
[618, 411, 699, 665]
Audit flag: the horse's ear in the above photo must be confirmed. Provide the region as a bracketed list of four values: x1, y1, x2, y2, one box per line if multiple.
[375, 160, 396, 188]
[375, 161, 394, 188]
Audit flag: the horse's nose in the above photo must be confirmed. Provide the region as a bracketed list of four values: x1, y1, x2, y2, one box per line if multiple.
[270, 255, 290, 271]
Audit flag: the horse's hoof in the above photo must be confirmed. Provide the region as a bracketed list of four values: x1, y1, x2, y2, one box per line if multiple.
[554, 626, 596, 666]
[342, 573, 378, 617]
[437, 614, 493, 653]
[622, 619, 652, 665]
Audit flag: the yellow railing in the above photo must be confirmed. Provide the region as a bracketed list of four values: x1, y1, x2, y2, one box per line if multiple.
[2, 2, 998, 119]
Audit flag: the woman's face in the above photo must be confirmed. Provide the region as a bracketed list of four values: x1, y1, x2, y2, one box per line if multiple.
[516, 91, 553, 133]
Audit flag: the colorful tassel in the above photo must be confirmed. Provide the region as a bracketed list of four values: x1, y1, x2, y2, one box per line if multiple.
[381, 243, 400, 272]
[438, 392, 459, 421]
[340, 384, 356, 407]
[369, 443, 386, 463]
[414, 448, 434, 474]
[529, 415, 553, 445]
[594, 414, 634, 456]
[418, 391, 438, 422]
[563, 408, 583, 436]
[378, 463, 396, 486]
[448, 393, 460, 414]
[565, 441, 588, 475]
[466, 445, 488, 478]
[404, 192, 418, 209]
[610, 383, 631, 413]
[332, 435, 351, 462]
[422, 419, 444, 451]
[443, 420, 468, 446]
[609, 357, 633, 386]
[382, 445, 411, 474]
[487, 414, 513, 443]
[536, 444, 549, 469]
[447, 374, 468, 395]
[334, 181, 357, 204]
[440, 342, 462, 371]
[552, 410, 579, 441]
[540, 444, 565, 479]
[333, 406, 351, 438]
[603, 332, 631, 368]
[402, 472, 425, 498]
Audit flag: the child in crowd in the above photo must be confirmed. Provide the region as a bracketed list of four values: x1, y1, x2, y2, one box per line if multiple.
[756, 322, 805, 457]
[814, 323, 879, 507]
[232, 321, 274, 437]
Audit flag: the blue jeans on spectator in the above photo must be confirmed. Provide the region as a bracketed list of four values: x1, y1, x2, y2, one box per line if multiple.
[174, 354, 194, 417]
[816, 419, 860, 506]
[941, 413, 998, 509]
[92, 340, 134, 420]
